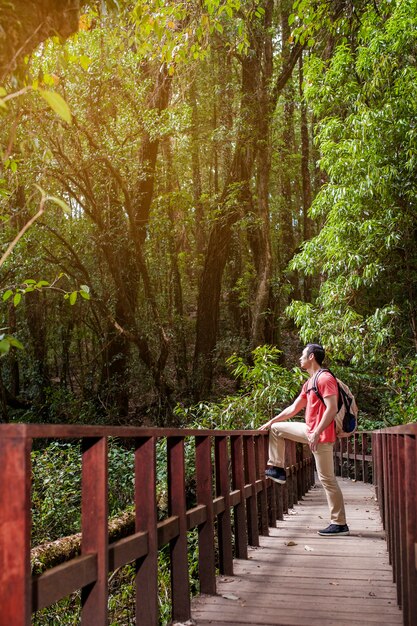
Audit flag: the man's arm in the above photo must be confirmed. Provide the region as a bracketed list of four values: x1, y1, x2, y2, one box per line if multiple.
[308, 394, 338, 451]
[259, 394, 307, 430]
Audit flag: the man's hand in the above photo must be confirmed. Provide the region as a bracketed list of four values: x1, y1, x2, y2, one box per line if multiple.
[308, 429, 320, 452]
[258, 421, 271, 431]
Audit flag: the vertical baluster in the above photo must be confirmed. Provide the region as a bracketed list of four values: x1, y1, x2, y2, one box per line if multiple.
[286, 442, 294, 509]
[296, 445, 303, 501]
[135, 436, 158, 626]
[353, 433, 359, 481]
[404, 435, 417, 626]
[387, 436, 394, 568]
[215, 436, 233, 575]
[244, 436, 259, 546]
[361, 433, 368, 483]
[346, 436, 351, 479]
[0, 429, 31, 626]
[375, 433, 384, 523]
[263, 434, 277, 527]
[168, 436, 190, 622]
[81, 437, 108, 625]
[196, 435, 216, 593]
[231, 435, 248, 558]
[397, 435, 406, 612]
[255, 435, 269, 536]
[391, 435, 399, 590]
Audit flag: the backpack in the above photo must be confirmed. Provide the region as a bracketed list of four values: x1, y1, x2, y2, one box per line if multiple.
[310, 368, 358, 438]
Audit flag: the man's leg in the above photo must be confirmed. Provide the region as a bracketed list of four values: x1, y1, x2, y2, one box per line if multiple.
[268, 422, 309, 467]
[313, 443, 348, 530]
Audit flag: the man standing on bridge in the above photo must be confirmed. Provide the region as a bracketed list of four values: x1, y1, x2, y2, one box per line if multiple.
[259, 343, 349, 537]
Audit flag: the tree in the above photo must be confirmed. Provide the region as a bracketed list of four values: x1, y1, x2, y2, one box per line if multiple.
[288, 0, 417, 363]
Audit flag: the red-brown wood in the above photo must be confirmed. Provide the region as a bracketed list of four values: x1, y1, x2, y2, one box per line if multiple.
[0, 435, 32, 626]
[231, 435, 248, 559]
[195, 435, 216, 594]
[135, 436, 158, 626]
[81, 437, 108, 625]
[255, 435, 269, 537]
[397, 435, 406, 611]
[215, 436, 233, 575]
[168, 436, 191, 622]
[2, 422, 416, 626]
[244, 436, 259, 547]
[404, 435, 417, 626]
[353, 433, 359, 480]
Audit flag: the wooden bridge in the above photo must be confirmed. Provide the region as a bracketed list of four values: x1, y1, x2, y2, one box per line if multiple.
[0, 424, 416, 625]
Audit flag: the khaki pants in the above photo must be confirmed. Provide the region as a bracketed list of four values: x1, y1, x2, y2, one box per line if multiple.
[268, 421, 346, 525]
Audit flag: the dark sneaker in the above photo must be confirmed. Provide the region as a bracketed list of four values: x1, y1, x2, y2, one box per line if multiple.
[318, 523, 350, 537]
[265, 466, 286, 484]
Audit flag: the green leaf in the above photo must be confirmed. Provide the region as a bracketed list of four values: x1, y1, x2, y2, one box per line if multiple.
[288, 13, 296, 26]
[8, 336, 24, 350]
[79, 290, 91, 300]
[39, 90, 72, 124]
[13, 292, 22, 306]
[69, 291, 78, 305]
[0, 339, 11, 355]
[80, 285, 90, 294]
[35, 280, 50, 288]
[3, 289, 13, 301]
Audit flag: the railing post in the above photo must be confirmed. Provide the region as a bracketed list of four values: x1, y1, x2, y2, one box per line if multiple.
[196, 435, 216, 593]
[135, 436, 158, 626]
[404, 435, 417, 626]
[255, 435, 269, 536]
[244, 436, 259, 546]
[391, 436, 400, 590]
[215, 436, 233, 575]
[81, 436, 108, 625]
[353, 433, 359, 480]
[231, 435, 248, 559]
[361, 433, 369, 483]
[396, 435, 406, 612]
[168, 436, 190, 622]
[0, 431, 32, 626]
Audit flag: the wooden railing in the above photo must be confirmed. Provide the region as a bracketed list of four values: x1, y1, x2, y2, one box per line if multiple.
[372, 425, 417, 626]
[334, 427, 417, 626]
[334, 432, 373, 482]
[0, 424, 314, 626]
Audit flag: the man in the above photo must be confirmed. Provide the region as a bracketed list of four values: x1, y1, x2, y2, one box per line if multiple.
[259, 343, 349, 537]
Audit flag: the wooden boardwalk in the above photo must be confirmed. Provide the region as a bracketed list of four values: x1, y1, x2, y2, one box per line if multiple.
[191, 478, 403, 626]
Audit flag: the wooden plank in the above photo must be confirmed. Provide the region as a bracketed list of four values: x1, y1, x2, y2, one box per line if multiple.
[0, 435, 32, 626]
[231, 435, 248, 560]
[168, 436, 190, 622]
[81, 437, 108, 626]
[196, 435, 216, 595]
[135, 436, 158, 626]
[215, 436, 233, 575]
[191, 478, 403, 626]
[33, 555, 97, 611]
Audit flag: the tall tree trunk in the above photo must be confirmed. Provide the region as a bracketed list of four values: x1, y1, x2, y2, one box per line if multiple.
[192, 49, 260, 398]
[190, 81, 205, 257]
[192, 3, 303, 398]
[299, 55, 313, 302]
[250, 0, 274, 349]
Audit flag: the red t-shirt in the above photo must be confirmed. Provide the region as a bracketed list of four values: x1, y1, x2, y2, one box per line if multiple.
[300, 370, 338, 443]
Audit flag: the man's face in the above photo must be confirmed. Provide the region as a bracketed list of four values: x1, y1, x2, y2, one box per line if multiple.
[299, 347, 311, 370]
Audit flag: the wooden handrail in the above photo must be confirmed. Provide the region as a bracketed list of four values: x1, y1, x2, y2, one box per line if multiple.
[334, 426, 417, 626]
[0, 425, 315, 626]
